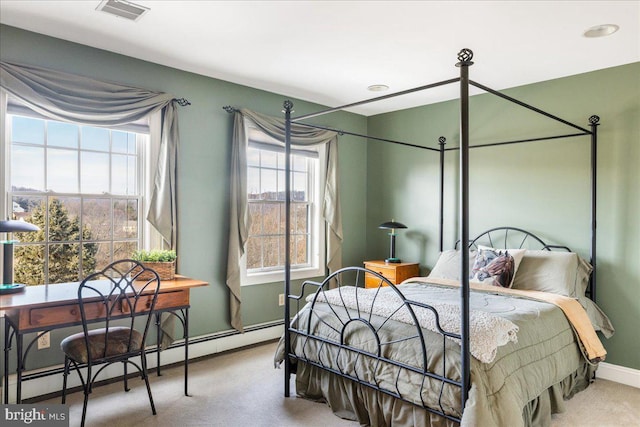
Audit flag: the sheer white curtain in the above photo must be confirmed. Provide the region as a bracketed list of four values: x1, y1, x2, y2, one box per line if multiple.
[226, 108, 343, 331]
[0, 61, 181, 247]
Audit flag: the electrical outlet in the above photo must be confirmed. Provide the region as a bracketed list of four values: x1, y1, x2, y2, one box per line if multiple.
[278, 293, 285, 306]
[38, 332, 51, 350]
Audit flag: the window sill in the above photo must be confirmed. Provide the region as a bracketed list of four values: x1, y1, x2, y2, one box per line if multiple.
[241, 266, 325, 286]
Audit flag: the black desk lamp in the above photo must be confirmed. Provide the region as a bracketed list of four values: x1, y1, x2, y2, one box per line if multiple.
[378, 220, 407, 264]
[1, 220, 40, 294]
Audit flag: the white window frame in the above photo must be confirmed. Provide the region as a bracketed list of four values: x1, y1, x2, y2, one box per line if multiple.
[1, 92, 163, 284]
[240, 129, 326, 286]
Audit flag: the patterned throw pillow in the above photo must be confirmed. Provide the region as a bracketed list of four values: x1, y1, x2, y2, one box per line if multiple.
[470, 246, 525, 288]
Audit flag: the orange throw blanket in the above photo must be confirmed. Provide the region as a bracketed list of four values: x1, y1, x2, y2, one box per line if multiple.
[405, 276, 607, 363]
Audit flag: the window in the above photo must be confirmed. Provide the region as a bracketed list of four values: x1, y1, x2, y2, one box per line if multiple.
[241, 130, 325, 285]
[4, 108, 150, 285]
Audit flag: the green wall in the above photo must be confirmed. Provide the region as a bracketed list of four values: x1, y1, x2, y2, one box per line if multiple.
[367, 62, 640, 369]
[1, 24, 638, 373]
[0, 25, 368, 370]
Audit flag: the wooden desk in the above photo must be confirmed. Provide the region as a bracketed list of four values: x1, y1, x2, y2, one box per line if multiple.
[1, 276, 207, 404]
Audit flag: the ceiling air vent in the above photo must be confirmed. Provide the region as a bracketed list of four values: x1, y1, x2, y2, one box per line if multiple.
[96, 0, 149, 22]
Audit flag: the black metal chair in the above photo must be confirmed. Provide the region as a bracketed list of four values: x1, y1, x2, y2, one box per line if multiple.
[61, 259, 161, 427]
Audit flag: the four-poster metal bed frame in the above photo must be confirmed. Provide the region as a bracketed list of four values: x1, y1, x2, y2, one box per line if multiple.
[273, 48, 599, 422]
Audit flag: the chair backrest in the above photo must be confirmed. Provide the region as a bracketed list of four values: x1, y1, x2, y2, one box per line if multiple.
[77, 259, 161, 362]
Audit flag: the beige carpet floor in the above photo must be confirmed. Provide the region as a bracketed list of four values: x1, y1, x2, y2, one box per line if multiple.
[39, 341, 640, 427]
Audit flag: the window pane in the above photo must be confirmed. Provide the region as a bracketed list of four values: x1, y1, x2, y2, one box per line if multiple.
[295, 235, 308, 264]
[261, 150, 277, 168]
[82, 198, 112, 240]
[12, 196, 45, 241]
[279, 205, 286, 234]
[277, 170, 285, 201]
[8, 115, 144, 286]
[14, 244, 45, 286]
[111, 154, 128, 195]
[113, 199, 137, 239]
[95, 242, 112, 270]
[293, 172, 307, 201]
[294, 204, 309, 233]
[127, 133, 137, 154]
[48, 121, 78, 149]
[11, 145, 45, 191]
[292, 155, 308, 172]
[261, 169, 277, 200]
[81, 151, 109, 194]
[246, 237, 262, 270]
[47, 148, 78, 193]
[48, 197, 81, 241]
[82, 241, 99, 277]
[262, 204, 280, 234]
[112, 131, 128, 153]
[263, 236, 280, 268]
[12, 116, 44, 145]
[48, 243, 80, 284]
[127, 155, 137, 195]
[114, 241, 137, 261]
[247, 148, 260, 167]
[248, 203, 262, 235]
[82, 126, 109, 151]
[247, 167, 260, 199]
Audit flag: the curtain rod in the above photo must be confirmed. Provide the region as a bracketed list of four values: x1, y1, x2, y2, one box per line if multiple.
[294, 121, 440, 152]
[222, 106, 439, 152]
[175, 98, 191, 106]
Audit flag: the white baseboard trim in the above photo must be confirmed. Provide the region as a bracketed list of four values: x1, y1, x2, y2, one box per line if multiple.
[3, 323, 283, 403]
[596, 362, 640, 389]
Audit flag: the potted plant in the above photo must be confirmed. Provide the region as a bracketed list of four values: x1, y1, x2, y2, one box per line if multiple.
[131, 249, 177, 280]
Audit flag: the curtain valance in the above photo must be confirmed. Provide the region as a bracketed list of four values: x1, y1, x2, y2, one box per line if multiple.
[0, 61, 181, 247]
[226, 108, 343, 331]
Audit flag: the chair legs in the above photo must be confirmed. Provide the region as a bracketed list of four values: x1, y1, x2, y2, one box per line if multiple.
[141, 352, 157, 415]
[61, 356, 70, 404]
[123, 361, 129, 392]
[62, 357, 156, 426]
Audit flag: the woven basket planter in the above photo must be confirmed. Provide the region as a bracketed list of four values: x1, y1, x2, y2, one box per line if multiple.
[132, 260, 176, 281]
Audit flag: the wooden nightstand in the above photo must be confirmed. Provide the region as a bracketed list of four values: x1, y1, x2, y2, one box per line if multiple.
[363, 260, 420, 288]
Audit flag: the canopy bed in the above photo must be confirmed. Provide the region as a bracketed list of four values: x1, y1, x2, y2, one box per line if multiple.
[269, 49, 610, 426]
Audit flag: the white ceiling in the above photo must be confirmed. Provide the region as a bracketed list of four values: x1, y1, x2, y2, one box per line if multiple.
[1, 1, 638, 116]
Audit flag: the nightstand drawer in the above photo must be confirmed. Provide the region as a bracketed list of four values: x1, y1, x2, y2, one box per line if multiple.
[364, 264, 396, 281]
[363, 260, 419, 288]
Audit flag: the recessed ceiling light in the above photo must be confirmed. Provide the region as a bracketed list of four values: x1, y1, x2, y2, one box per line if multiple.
[583, 24, 619, 38]
[367, 84, 389, 92]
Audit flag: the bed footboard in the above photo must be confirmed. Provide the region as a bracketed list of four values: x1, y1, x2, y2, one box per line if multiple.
[284, 266, 464, 423]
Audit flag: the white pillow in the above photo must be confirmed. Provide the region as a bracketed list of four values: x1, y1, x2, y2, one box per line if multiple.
[428, 249, 477, 280]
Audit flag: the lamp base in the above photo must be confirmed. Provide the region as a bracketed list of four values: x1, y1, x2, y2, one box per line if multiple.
[0, 283, 26, 295]
[385, 257, 402, 264]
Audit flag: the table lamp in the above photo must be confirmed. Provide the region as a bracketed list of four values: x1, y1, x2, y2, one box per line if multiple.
[0, 219, 40, 294]
[378, 220, 407, 264]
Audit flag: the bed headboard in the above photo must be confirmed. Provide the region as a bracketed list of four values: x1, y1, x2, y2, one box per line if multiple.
[455, 226, 571, 252]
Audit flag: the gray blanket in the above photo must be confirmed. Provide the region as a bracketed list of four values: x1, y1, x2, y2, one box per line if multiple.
[275, 282, 596, 426]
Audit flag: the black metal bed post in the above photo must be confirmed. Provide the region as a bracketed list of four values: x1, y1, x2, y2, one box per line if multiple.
[456, 48, 473, 409]
[438, 137, 446, 252]
[283, 100, 293, 397]
[589, 115, 600, 302]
